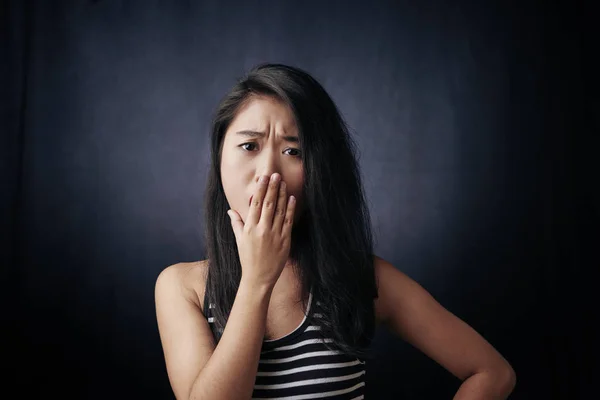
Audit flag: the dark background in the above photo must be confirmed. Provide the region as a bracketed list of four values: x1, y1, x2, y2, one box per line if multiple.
[2, 0, 595, 398]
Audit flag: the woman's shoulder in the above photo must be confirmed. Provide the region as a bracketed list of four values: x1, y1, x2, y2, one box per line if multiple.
[157, 259, 209, 313]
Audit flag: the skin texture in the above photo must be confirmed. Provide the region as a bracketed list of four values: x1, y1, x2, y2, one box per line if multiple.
[226, 171, 297, 292]
[220, 95, 305, 229]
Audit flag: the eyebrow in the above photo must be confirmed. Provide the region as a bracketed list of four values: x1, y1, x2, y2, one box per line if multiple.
[235, 130, 299, 143]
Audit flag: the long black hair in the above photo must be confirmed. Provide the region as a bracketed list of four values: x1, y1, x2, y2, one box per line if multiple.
[203, 63, 378, 360]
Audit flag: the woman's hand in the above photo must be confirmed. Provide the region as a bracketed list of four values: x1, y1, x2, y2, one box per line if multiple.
[227, 173, 296, 289]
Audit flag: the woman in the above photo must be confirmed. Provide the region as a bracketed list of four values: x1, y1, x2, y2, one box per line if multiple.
[155, 63, 516, 399]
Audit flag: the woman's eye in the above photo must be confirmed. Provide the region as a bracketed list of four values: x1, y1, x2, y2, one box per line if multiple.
[240, 143, 257, 151]
[239, 143, 301, 157]
[284, 148, 302, 157]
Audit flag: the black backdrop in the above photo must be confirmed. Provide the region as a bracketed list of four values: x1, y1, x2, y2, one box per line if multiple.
[2, 0, 595, 398]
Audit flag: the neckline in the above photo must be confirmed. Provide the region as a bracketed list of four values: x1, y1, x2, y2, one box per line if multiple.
[262, 290, 313, 348]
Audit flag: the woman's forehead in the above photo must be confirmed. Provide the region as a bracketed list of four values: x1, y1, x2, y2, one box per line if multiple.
[228, 96, 298, 133]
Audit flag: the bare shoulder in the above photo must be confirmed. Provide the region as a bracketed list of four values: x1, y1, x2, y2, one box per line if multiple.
[156, 260, 209, 313]
[154, 260, 217, 399]
[372, 254, 421, 326]
[373, 255, 394, 325]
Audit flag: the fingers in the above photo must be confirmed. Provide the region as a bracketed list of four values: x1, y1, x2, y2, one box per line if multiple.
[246, 175, 270, 226]
[226, 209, 243, 239]
[246, 173, 295, 235]
[259, 173, 281, 227]
[280, 193, 296, 239]
[272, 180, 287, 232]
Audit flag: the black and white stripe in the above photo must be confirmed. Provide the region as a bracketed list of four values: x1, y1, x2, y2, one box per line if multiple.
[206, 291, 367, 399]
[252, 293, 366, 399]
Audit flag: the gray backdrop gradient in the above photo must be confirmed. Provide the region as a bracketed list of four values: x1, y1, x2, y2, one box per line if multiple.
[3, 0, 593, 399]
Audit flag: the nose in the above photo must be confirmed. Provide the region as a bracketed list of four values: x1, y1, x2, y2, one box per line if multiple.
[254, 152, 281, 183]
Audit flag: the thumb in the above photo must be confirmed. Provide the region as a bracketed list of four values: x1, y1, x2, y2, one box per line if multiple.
[227, 209, 243, 238]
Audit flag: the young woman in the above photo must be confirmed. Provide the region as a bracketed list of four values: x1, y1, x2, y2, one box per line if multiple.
[155, 63, 516, 400]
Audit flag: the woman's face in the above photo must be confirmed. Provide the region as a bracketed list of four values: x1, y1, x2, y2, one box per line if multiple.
[220, 95, 305, 225]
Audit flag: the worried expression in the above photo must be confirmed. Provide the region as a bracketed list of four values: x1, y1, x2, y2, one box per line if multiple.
[220, 95, 305, 225]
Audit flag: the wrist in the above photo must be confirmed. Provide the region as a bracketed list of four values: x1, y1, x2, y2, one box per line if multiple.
[239, 277, 275, 297]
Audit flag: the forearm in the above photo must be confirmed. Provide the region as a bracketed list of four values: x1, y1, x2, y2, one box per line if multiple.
[453, 369, 516, 400]
[188, 280, 272, 400]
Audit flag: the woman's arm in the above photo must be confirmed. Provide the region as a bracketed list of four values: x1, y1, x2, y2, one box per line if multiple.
[374, 256, 516, 399]
[155, 263, 273, 400]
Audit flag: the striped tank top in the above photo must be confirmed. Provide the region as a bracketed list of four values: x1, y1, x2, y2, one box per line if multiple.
[204, 290, 367, 399]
